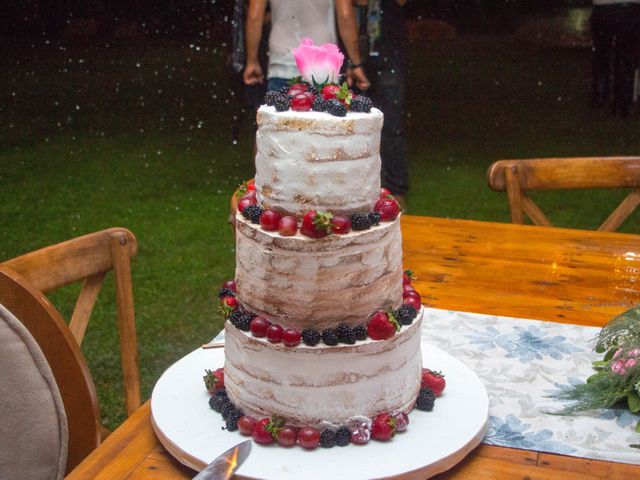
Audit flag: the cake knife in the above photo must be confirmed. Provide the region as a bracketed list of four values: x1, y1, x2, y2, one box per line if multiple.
[192, 439, 252, 479]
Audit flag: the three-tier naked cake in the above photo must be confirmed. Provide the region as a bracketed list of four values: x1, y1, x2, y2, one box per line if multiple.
[209, 39, 428, 447]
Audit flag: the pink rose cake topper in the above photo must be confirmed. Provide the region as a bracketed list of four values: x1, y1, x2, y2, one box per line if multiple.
[292, 38, 344, 85]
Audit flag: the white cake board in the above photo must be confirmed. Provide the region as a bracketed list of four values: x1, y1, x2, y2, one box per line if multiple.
[151, 342, 488, 480]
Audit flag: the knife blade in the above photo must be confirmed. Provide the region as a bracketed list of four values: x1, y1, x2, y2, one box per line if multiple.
[193, 439, 252, 480]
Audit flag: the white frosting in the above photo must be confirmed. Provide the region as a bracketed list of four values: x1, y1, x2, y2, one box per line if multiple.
[255, 106, 383, 218]
[224, 309, 424, 427]
[235, 214, 403, 331]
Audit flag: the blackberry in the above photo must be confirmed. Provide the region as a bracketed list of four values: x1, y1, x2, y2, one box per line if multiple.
[325, 98, 347, 117]
[225, 409, 244, 431]
[235, 311, 254, 331]
[394, 304, 418, 326]
[320, 429, 336, 448]
[350, 213, 372, 231]
[368, 211, 381, 226]
[242, 204, 263, 224]
[335, 324, 356, 345]
[274, 93, 290, 112]
[220, 401, 238, 420]
[321, 328, 339, 346]
[353, 324, 368, 341]
[278, 86, 290, 95]
[312, 96, 327, 112]
[416, 387, 436, 411]
[218, 287, 236, 299]
[335, 426, 351, 446]
[264, 90, 280, 106]
[302, 329, 321, 346]
[209, 389, 229, 412]
[351, 95, 373, 113]
[228, 309, 244, 328]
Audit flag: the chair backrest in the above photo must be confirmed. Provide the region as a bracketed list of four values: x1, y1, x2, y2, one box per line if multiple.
[1, 227, 141, 418]
[0, 267, 100, 474]
[487, 157, 640, 231]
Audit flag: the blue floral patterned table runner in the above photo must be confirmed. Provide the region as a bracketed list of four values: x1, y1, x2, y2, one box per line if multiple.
[422, 307, 640, 464]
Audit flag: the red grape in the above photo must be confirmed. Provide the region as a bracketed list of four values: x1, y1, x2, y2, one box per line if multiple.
[278, 215, 298, 236]
[331, 215, 352, 234]
[282, 328, 301, 347]
[266, 324, 284, 343]
[260, 209, 282, 231]
[278, 426, 299, 447]
[237, 416, 257, 435]
[298, 427, 320, 449]
[250, 316, 270, 337]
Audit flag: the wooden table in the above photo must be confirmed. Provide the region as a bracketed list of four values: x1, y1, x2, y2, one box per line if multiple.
[67, 215, 640, 480]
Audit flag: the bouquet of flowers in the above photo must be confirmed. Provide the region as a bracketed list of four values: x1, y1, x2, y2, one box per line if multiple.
[552, 306, 640, 437]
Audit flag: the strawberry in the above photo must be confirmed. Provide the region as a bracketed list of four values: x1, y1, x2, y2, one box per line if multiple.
[288, 77, 309, 95]
[375, 196, 401, 221]
[300, 210, 333, 238]
[321, 84, 340, 101]
[367, 311, 400, 340]
[421, 369, 446, 396]
[403, 269, 413, 285]
[252, 417, 284, 444]
[246, 179, 256, 191]
[371, 413, 396, 441]
[203, 367, 224, 393]
[380, 187, 392, 197]
[252, 418, 275, 444]
[219, 296, 238, 318]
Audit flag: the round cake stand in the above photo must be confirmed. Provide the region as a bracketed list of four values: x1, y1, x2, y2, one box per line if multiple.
[151, 342, 488, 480]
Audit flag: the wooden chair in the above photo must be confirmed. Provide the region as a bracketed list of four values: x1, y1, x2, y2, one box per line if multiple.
[487, 156, 640, 231]
[0, 266, 99, 474]
[0, 228, 141, 440]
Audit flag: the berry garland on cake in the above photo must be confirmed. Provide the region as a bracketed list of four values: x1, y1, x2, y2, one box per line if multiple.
[216, 269, 421, 346]
[263, 79, 373, 117]
[202, 366, 446, 448]
[236, 183, 401, 238]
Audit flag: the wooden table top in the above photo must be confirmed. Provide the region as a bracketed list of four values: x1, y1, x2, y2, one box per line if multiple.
[67, 215, 640, 480]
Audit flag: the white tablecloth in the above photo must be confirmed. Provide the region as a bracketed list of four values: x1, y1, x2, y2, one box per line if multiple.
[422, 307, 640, 464]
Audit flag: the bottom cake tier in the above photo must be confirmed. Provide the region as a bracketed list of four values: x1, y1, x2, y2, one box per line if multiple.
[223, 309, 423, 428]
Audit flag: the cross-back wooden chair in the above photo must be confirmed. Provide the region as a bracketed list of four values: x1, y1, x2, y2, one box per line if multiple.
[0, 266, 99, 474]
[0, 228, 141, 437]
[487, 156, 640, 231]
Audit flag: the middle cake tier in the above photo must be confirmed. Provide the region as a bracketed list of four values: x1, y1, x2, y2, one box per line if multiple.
[235, 214, 403, 331]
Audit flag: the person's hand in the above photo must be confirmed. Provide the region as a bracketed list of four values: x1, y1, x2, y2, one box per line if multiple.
[347, 66, 371, 91]
[243, 60, 264, 85]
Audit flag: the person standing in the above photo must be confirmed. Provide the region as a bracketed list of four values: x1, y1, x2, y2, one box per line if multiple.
[243, 0, 370, 92]
[591, 0, 640, 117]
[353, 0, 409, 205]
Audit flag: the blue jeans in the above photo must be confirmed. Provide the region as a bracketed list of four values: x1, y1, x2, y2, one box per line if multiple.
[267, 77, 289, 92]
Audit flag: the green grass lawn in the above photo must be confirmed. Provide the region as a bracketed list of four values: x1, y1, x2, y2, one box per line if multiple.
[1, 35, 639, 429]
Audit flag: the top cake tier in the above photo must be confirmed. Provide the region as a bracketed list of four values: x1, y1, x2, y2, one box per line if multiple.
[255, 106, 383, 218]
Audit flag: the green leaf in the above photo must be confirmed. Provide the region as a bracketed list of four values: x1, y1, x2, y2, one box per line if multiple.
[603, 348, 616, 362]
[636, 419, 640, 433]
[629, 391, 640, 413]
